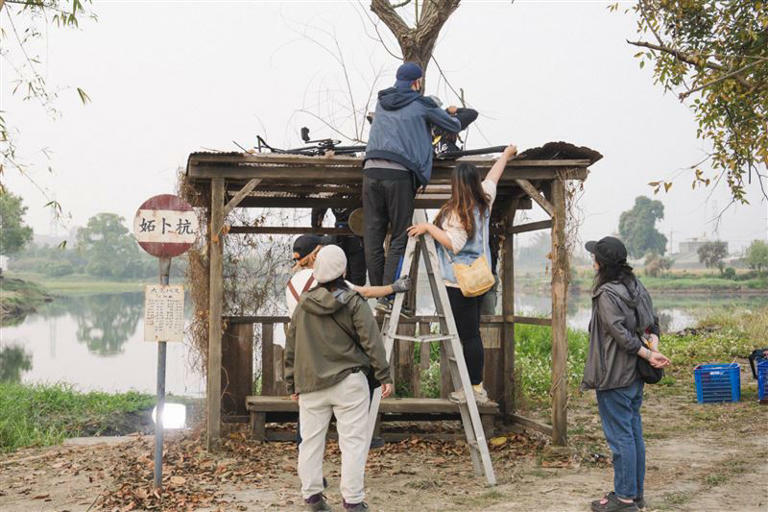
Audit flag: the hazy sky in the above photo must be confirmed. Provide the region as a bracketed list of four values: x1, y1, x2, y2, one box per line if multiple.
[4, 0, 767, 253]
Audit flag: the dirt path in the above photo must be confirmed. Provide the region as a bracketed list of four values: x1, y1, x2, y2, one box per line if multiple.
[1, 389, 765, 512]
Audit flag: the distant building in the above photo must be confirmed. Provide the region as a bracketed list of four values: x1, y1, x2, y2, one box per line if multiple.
[678, 238, 728, 255]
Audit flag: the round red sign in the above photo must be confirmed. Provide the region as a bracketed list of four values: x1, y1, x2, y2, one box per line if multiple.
[133, 194, 199, 258]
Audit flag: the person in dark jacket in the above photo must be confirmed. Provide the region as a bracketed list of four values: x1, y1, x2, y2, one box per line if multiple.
[362, 62, 462, 309]
[311, 207, 366, 286]
[286, 245, 393, 512]
[582, 236, 671, 512]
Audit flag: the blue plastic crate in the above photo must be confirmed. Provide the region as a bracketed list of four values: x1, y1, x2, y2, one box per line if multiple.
[758, 360, 768, 401]
[694, 363, 740, 403]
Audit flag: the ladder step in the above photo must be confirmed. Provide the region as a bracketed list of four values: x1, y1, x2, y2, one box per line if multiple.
[391, 334, 453, 343]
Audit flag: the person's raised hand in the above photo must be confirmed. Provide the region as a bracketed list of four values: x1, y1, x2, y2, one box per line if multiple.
[503, 144, 518, 159]
[381, 383, 394, 399]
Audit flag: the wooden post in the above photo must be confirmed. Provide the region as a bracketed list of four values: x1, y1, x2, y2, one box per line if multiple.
[221, 322, 253, 416]
[501, 203, 517, 420]
[439, 342, 452, 398]
[261, 323, 275, 396]
[416, 321, 431, 397]
[551, 178, 568, 446]
[206, 177, 225, 450]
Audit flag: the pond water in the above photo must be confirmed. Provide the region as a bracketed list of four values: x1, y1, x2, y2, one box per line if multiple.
[1, 289, 766, 395]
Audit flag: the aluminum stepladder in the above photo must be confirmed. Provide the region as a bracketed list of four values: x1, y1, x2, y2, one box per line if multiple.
[365, 209, 497, 486]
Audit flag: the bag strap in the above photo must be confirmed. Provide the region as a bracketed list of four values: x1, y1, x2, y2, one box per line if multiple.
[287, 275, 315, 302]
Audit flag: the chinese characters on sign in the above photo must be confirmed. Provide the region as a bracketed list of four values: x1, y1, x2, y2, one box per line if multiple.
[134, 209, 199, 244]
[144, 285, 185, 343]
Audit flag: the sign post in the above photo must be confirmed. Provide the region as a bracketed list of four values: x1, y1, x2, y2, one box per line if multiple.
[134, 194, 198, 489]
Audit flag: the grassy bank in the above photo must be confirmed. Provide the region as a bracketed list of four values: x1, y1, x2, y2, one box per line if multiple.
[5, 272, 146, 296]
[513, 305, 767, 408]
[0, 277, 53, 326]
[0, 383, 154, 453]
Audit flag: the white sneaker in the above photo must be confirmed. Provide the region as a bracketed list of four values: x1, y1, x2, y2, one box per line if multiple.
[473, 386, 490, 405]
[449, 389, 466, 403]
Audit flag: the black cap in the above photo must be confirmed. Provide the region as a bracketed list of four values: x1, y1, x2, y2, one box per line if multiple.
[585, 236, 628, 265]
[292, 235, 323, 261]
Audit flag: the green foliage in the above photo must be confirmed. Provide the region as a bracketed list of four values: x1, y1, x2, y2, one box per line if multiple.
[745, 239, 768, 273]
[515, 324, 589, 406]
[618, 196, 668, 257]
[722, 267, 736, 280]
[0, 382, 153, 452]
[0, 191, 33, 256]
[618, 0, 768, 203]
[1, 1, 95, 191]
[644, 252, 673, 277]
[697, 241, 728, 274]
[75, 213, 153, 279]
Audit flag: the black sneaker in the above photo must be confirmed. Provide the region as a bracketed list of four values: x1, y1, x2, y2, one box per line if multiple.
[305, 493, 332, 511]
[343, 501, 369, 511]
[590, 492, 639, 512]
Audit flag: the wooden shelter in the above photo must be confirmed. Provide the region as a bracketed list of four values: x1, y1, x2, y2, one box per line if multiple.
[184, 145, 601, 450]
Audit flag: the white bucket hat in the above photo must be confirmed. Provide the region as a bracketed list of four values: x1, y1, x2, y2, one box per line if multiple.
[313, 245, 347, 284]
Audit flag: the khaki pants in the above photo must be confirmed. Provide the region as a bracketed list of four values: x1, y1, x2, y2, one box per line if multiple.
[298, 372, 370, 504]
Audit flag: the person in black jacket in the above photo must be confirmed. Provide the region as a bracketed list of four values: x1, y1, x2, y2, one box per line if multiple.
[582, 236, 670, 512]
[311, 207, 366, 286]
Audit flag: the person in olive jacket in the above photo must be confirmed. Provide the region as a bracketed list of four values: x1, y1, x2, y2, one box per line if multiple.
[285, 245, 393, 512]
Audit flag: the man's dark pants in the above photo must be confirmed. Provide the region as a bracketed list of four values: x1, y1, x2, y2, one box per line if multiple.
[362, 169, 415, 286]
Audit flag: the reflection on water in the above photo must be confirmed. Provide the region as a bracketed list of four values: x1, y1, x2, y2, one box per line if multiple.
[74, 294, 143, 356]
[0, 345, 32, 382]
[2, 287, 766, 395]
[0, 293, 203, 396]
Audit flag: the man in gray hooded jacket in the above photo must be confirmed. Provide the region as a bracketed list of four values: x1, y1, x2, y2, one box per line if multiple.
[362, 62, 461, 298]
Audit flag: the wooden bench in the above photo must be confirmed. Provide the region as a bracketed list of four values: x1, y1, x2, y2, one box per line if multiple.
[245, 396, 499, 442]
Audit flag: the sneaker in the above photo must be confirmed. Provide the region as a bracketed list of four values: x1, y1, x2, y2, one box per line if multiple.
[473, 386, 490, 405]
[369, 436, 385, 450]
[449, 389, 466, 403]
[634, 497, 646, 510]
[449, 387, 491, 405]
[590, 492, 639, 512]
[305, 493, 332, 511]
[374, 298, 414, 318]
[375, 298, 392, 315]
[343, 501, 369, 511]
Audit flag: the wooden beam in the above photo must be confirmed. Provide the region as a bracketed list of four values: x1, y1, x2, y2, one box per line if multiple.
[187, 165, 589, 182]
[188, 152, 590, 168]
[224, 178, 261, 216]
[508, 219, 553, 235]
[224, 314, 534, 325]
[229, 226, 353, 236]
[515, 179, 555, 217]
[509, 414, 553, 436]
[501, 202, 517, 420]
[550, 178, 568, 446]
[206, 177, 225, 451]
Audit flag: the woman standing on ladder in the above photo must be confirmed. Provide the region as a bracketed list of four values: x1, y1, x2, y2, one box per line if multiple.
[407, 143, 518, 404]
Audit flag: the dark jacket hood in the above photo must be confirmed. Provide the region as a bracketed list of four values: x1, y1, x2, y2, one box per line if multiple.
[378, 87, 422, 111]
[299, 286, 354, 315]
[594, 278, 638, 307]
